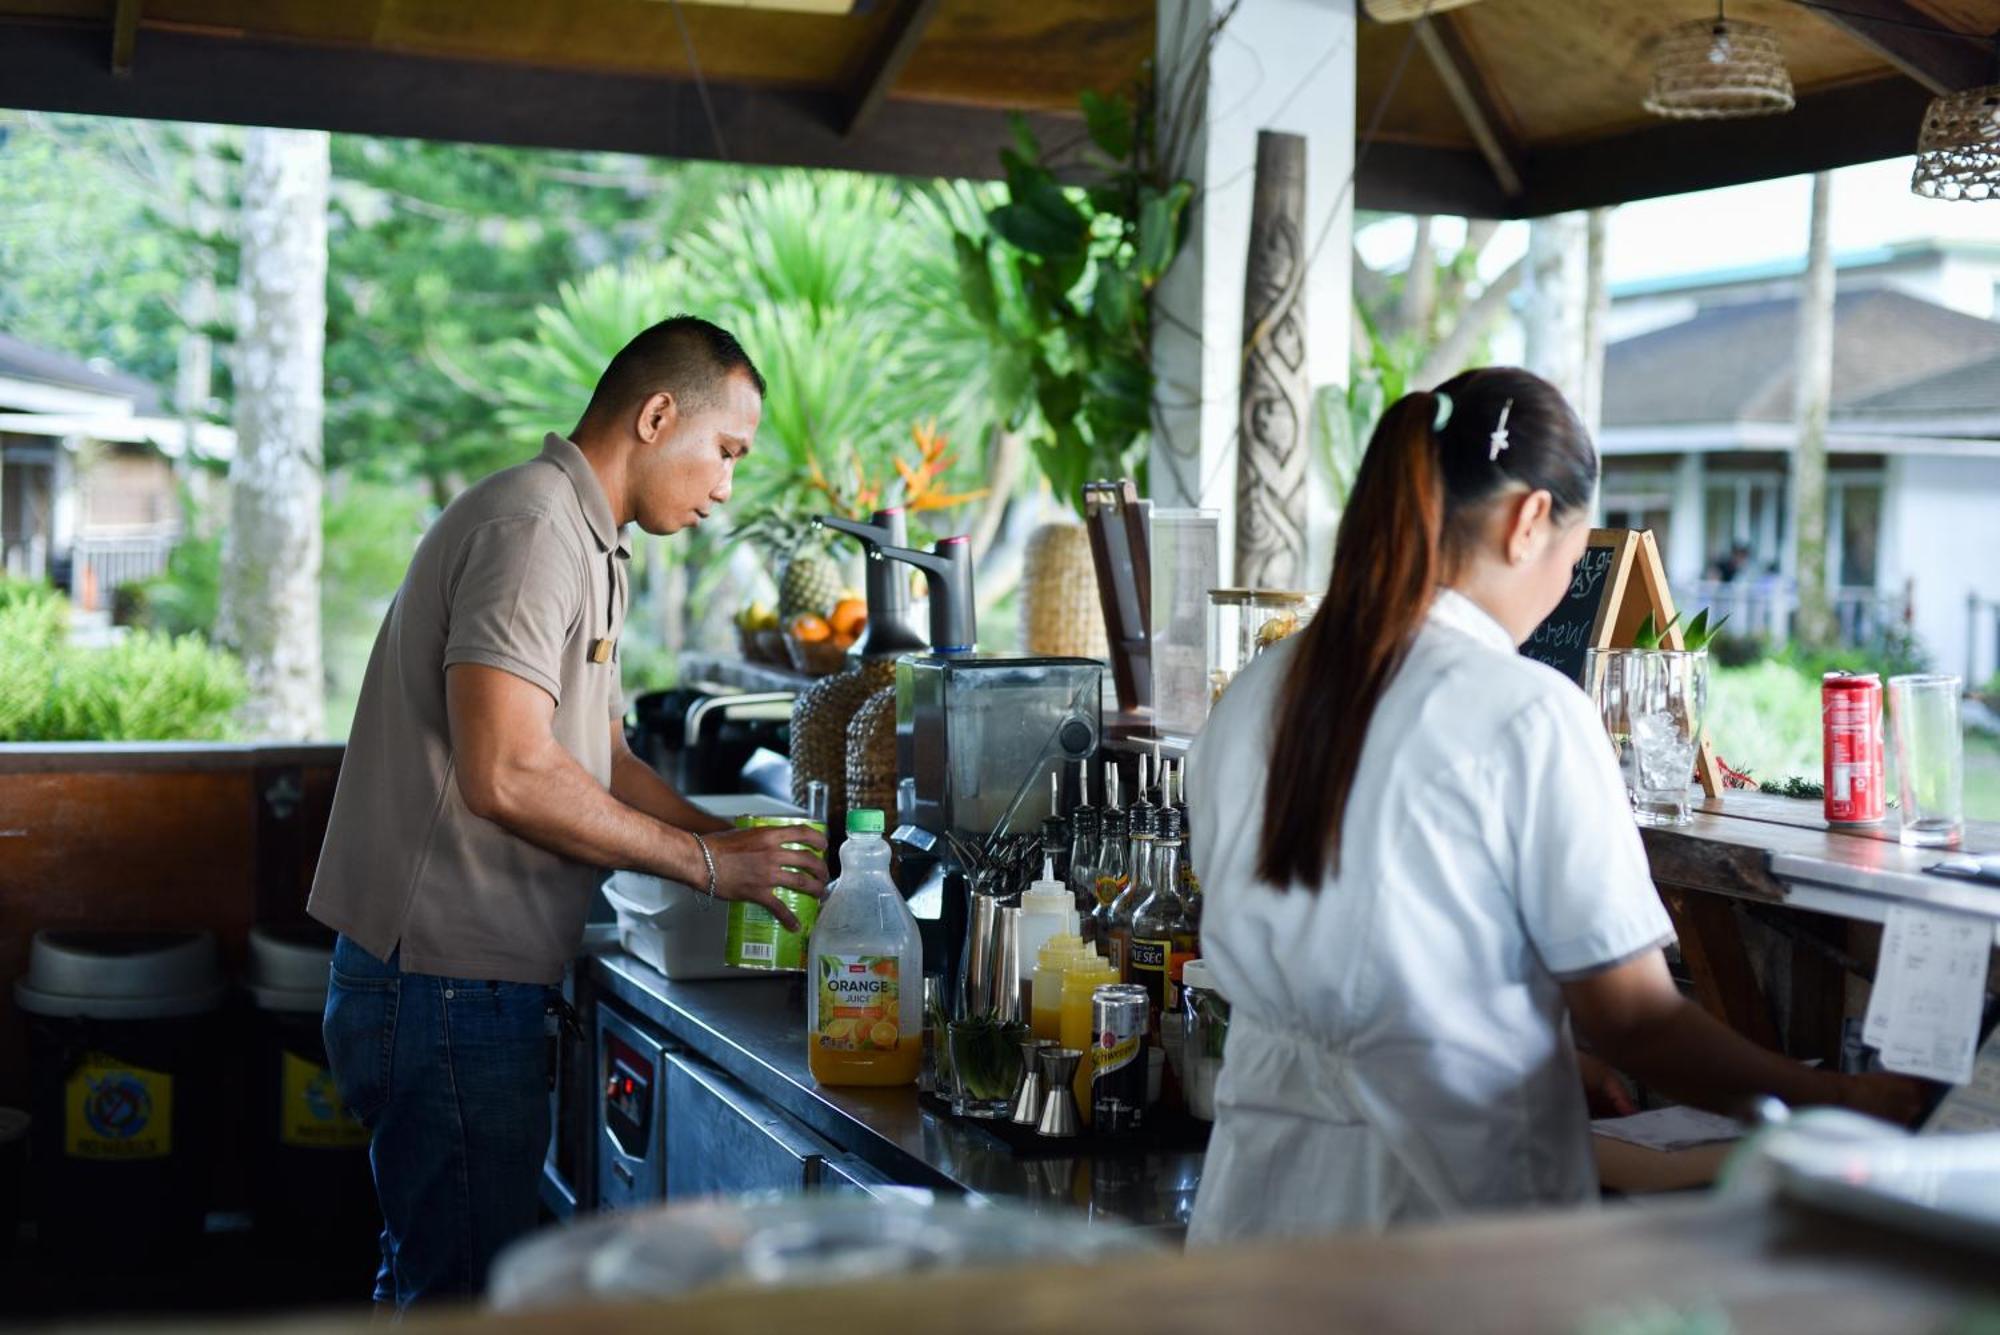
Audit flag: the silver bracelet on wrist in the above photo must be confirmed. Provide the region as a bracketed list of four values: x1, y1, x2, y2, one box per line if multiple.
[690, 831, 718, 899]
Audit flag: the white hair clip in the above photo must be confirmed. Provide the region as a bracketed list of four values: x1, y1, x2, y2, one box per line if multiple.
[1489, 399, 1514, 462]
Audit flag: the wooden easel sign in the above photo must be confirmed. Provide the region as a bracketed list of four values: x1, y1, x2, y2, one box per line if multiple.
[1522, 528, 1724, 797]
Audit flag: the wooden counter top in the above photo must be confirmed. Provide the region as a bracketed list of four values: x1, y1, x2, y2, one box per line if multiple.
[1644, 792, 2000, 928]
[53, 1195, 1999, 1335]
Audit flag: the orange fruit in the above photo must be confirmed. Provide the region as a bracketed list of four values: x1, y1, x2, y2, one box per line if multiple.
[829, 597, 868, 640]
[790, 613, 832, 644]
[868, 1020, 899, 1048]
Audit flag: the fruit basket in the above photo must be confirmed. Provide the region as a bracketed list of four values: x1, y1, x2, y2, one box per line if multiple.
[785, 630, 850, 678]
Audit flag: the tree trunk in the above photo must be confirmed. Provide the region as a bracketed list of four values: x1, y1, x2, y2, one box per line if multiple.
[1397, 215, 1436, 341]
[967, 424, 1025, 567]
[1522, 211, 1589, 407]
[219, 129, 330, 740]
[1579, 207, 1613, 439]
[1792, 172, 1837, 650]
[175, 125, 223, 446]
[1412, 256, 1522, 390]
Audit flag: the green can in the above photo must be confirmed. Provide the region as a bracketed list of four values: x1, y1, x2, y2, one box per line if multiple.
[723, 816, 825, 971]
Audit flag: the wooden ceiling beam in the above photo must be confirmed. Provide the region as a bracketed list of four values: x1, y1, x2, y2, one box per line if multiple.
[0, 19, 1081, 181]
[1801, 0, 1991, 97]
[1513, 76, 1936, 217]
[110, 0, 139, 76]
[840, 0, 940, 139]
[1412, 12, 1520, 199]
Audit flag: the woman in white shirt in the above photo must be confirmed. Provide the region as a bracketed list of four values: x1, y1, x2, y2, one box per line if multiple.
[1186, 368, 1917, 1245]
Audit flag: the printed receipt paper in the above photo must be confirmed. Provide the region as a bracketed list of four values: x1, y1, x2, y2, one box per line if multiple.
[1863, 904, 1991, 1087]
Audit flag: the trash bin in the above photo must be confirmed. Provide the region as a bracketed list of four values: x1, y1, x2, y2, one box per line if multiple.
[244, 923, 378, 1285]
[0, 1106, 27, 1264]
[14, 930, 226, 1263]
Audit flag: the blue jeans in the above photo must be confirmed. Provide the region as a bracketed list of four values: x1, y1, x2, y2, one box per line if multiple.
[321, 934, 553, 1310]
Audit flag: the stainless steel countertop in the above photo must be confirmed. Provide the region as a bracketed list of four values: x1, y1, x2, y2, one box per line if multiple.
[588, 949, 1203, 1233]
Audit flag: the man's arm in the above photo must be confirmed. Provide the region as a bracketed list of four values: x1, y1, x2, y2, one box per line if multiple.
[607, 718, 732, 835]
[446, 665, 825, 925]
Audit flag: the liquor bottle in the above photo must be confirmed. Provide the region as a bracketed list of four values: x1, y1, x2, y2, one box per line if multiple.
[1128, 806, 1197, 1042]
[1090, 772, 1129, 964]
[1037, 768, 1068, 892]
[1108, 801, 1156, 982]
[1168, 759, 1202, 925]
[1068, 806, 1101, 949]
[1124, 753, 1157, 906]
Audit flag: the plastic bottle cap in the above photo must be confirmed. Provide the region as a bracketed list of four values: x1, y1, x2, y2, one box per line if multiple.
[847, 808, 885, 834]
[1021, 880, 1072, 916]
[1038, 933, 1083, 967]
[1181, 958, 1219, 996]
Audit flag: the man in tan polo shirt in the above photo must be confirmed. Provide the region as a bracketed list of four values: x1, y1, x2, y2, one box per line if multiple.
[310, 316, 826, 1310]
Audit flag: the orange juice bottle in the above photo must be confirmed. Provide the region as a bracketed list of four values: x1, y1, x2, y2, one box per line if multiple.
[1060, 956, 1119, 1126]
[808, 810, 923, 1086]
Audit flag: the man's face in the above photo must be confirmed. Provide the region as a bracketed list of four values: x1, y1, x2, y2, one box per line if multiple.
[629, 370, 762, 536]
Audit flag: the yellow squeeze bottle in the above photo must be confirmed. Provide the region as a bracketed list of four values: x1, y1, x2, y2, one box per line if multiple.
[1031, 934, 1084, 1043]
[1060, 957, 1119, 1127]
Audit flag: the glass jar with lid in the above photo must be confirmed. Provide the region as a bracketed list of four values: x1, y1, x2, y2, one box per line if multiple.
[1206, 589, 1320, 704]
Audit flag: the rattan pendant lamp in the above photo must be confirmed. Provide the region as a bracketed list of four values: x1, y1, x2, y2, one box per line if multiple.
[1644, 1, 1796, 120]
[1912, 43, 2000, 202]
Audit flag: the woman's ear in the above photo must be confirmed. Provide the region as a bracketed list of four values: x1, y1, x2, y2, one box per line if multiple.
[1507, 489, 1555, 566]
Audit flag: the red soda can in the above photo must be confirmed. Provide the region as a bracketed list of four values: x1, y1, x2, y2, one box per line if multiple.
[1822, 672, 1885, 825]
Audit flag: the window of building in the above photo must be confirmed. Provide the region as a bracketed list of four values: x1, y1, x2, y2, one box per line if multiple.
[1830, 476, 1882, 590]
[1702, 474, 1785, 581]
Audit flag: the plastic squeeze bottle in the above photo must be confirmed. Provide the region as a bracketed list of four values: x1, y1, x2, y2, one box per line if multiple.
[1018, 856, 1079, 1009]
[808, 809, 923, 1086]
[1030, 934, 1085, 1043]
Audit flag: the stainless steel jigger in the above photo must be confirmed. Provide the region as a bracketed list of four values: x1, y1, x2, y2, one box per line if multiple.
[1035, 1048, 1084, 1138]
[1009, 1038, 1050, 1125]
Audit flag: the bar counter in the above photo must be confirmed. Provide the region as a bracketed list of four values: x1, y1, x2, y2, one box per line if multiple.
[79, 1192, 2000, 1334]
[589, 950, 1205, 1231]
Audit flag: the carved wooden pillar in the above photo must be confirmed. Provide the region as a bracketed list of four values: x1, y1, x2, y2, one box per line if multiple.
[1236, 130, 1310, 589]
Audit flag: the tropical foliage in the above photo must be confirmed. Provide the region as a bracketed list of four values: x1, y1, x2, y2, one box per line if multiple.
[952, 103, 1194, 514]
[495, 172, 994, 530]
[0, 579, 246, 741]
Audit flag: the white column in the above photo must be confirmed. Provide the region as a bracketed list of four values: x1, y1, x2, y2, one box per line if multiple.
[1667, 452, 1705, 586]
[1151, 0, 1356, 585]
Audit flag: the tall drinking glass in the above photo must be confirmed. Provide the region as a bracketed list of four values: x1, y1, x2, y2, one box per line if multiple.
[1585, 647, 1639, 811]
[1628, 650, 1707, 827]
[1888, 674, 1964, 848]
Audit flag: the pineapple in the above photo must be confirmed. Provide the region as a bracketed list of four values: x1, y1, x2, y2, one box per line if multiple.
[779, 540, 844, 623]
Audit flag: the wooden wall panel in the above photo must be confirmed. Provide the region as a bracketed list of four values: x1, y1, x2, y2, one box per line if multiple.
[0, 749, 339, 1107]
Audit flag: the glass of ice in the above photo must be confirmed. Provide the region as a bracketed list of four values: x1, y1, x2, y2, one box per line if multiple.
[1626, 650, 1707, 827]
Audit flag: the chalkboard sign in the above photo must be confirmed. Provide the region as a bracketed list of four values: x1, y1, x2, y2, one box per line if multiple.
[1521, 530, 1634, 685]
[1521, 528, 1724, 798]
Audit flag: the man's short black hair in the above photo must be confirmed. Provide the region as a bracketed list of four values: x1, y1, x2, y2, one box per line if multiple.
[581, 314, 766, 427]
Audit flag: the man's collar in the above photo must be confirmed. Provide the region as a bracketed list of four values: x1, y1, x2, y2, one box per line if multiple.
[538, 433, 629, 557]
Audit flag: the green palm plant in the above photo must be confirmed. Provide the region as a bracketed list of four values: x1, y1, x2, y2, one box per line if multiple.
[494, 171, 996, 547]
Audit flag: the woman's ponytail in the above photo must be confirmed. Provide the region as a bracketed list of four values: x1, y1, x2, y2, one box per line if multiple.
[1255, 391, 1448, 886]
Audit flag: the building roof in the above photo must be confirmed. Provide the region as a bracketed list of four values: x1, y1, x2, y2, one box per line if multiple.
[0, 331, 163, 412]
[1845, 351, 2000, 420]
[1609, 240, 2000, 303]
[1602, 289, 2000, 430]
